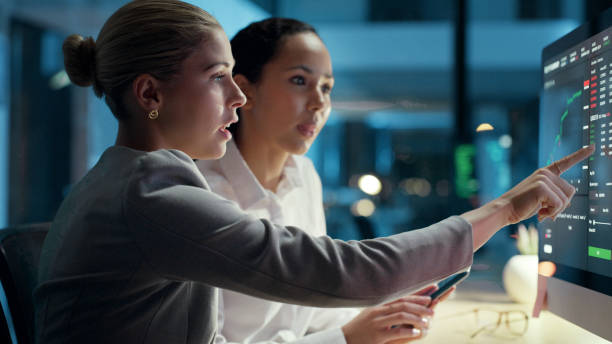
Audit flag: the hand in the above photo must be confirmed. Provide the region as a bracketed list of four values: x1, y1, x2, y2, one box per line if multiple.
[411, 284, 454, 308]
[428, 286, 456, 309]
[498, 145, 594, 224]
[341, 295, 433, 344]
[462, 145, 595, 250]
[382, 287, 455, 344]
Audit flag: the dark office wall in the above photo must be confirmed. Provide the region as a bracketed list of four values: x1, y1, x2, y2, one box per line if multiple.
[9, 18, 71, 225]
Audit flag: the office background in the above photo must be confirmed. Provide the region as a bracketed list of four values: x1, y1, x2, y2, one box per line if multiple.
[0, 0, 610, 281]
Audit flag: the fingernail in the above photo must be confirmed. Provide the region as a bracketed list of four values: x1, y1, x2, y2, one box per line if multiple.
[411, 328, 421, 336]
[420, 328, 428, 337]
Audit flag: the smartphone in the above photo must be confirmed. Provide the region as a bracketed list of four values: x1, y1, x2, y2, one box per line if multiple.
[388, 270, 470, 329]
[427, 270, 470, 306]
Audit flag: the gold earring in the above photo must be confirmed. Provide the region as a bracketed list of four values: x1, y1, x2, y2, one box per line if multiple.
[148, 109, 159, 120]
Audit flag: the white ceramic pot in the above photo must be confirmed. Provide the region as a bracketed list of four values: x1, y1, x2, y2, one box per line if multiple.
[502, 254, 538, 304]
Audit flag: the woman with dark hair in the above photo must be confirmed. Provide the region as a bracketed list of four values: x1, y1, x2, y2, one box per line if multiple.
[198, 18, 449, 344]
[35, 1, 592, 343]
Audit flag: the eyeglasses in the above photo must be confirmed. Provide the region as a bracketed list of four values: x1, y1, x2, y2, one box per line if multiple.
[439, 308, 529, 339]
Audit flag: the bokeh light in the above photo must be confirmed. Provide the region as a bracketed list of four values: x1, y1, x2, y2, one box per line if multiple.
[358, 174, 382, 195]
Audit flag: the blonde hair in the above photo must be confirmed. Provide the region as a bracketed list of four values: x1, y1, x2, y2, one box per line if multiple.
[62, 0, 220, 119]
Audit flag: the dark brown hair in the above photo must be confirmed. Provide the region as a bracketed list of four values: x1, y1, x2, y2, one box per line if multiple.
[231, 18, 318, 83]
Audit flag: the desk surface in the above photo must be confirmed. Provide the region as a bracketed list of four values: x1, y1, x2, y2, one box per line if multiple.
[418, 281, 611, 344]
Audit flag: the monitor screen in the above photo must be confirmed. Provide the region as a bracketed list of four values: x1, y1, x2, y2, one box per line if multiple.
[539, 7, 612, 340]
[540, 17, 612, 299]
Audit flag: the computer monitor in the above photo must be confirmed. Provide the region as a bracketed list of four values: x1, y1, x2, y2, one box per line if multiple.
[539, 7, 612, 341]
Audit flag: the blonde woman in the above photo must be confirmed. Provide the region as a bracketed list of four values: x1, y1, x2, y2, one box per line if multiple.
[35, 1, 593, 343]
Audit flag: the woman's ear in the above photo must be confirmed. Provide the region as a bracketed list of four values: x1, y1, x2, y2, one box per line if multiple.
[233, 74, 254, 111]
[132, 74, 162, 113]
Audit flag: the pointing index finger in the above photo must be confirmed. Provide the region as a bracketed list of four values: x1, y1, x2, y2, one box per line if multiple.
[547, 145, 595, 175]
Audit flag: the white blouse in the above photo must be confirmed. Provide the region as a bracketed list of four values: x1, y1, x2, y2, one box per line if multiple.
[197, 140, 359, 344]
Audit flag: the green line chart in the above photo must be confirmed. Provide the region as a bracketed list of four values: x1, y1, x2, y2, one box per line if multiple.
[547, 89, 582, 165]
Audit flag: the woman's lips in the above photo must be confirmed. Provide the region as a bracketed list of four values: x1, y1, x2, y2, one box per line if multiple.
[297, 124, 317, 138]
[218, 127, 232, 140]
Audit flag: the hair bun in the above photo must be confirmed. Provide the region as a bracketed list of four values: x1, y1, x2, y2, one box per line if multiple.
[62, 34, 98, 91]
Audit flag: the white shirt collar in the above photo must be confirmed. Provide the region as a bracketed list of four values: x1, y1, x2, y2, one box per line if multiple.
[218, 140, 303, 210]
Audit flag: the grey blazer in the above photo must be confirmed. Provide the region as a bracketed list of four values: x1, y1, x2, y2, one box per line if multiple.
[34, 146, 473, 344]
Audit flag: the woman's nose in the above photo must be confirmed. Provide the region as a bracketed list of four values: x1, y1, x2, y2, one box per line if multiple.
[307, 88, 325, 112]
[229, 80, 247, 110]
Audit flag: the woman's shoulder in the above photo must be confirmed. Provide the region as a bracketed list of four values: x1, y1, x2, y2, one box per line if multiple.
[70, 146, 196, 195]
[119, 147, 248, 225]
[99, 146, 197, 172]
[135, 148, 200, 171]
[46, 147, 209, 246]
[90, 146, 212, 201]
